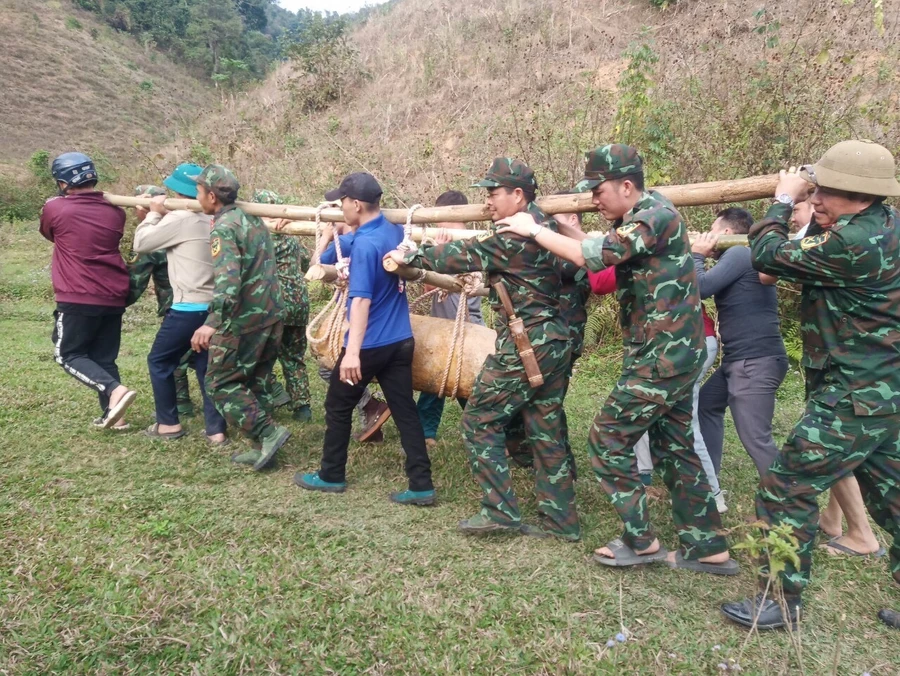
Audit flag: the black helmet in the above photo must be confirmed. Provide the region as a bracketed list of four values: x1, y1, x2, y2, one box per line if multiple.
[51, 152, 98, 187]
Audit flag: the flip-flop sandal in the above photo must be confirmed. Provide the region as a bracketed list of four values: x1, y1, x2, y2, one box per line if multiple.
[592, 538, 669, 567]
[102, 390, 137, 429]
[92, 417, 130, 431]
[821, 537, 886, 558]
[666, 550, 740, 576]
[144, 423, 187, 440]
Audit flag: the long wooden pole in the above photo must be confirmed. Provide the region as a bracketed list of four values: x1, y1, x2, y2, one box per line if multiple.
[307, 263, 489, 296]
[105, 173, 778, 225]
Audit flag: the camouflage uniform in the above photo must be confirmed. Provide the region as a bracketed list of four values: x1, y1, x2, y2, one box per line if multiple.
[748, 199, 900, 597]
[504, 205, 589, 472]
[126, 184, 192, 413]
[402, 159, 578, 538]
[577, 145, 725, 559]
[198, 167, 286, 442]
[252, 190, 311, 413]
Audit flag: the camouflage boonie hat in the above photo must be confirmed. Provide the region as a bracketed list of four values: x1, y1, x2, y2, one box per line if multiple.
[575, 144, 643, 192]
[252, 189, 284, 205]
[192, 164, 240, 202]
[134, 184, 166, 197]
[472, 158, 538, 191]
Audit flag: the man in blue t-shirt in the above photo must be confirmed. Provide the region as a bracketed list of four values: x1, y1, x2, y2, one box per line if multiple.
[295, 173, 435, 505]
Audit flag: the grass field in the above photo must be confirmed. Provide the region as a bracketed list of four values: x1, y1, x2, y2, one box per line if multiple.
[0, 222, 897, 675]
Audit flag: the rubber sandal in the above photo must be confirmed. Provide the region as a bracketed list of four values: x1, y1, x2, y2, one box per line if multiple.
[102, 390, 137, 429]
[143, 423, 187, 440]
[821, 537, 886, 558]
[93, 417, 130, 431]
[665, 550, 740, 576]
[592, 538, 669, 567]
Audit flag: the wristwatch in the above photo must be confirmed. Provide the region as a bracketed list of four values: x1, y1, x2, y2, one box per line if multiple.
[529, 223, 544, 238]
[774, 193, 795, 207]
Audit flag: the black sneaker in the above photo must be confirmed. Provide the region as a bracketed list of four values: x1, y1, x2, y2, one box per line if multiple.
[721, 593, 801, 631]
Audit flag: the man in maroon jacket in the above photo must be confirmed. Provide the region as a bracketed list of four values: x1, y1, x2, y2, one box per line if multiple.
[39, 152, 137, 428]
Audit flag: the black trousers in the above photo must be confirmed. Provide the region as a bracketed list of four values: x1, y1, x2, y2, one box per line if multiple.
[52, 307, 123, 414]
[319, 337, 433, 491]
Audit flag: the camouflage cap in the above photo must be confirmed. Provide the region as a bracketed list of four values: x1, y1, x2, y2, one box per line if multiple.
[800, 139, 900, 197]
[471, 158, 538, 191]
[134, 184, 166, 197]
[575, 144, 643, 192]
[252, 189, 284, 205]
[192, 164, 240, 202]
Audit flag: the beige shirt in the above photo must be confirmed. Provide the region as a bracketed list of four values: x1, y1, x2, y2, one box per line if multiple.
[133, 210, 215, 305]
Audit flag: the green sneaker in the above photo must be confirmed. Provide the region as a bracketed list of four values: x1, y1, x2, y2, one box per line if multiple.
[271, 381, 291, 408]
[458, 512, 520, 536]
[254, 425, 291, 471]
[519, 523, 581, 542]
[389, 489, 436, 506]
[231, 449, 262, 466]
[292, 405, 313, 423]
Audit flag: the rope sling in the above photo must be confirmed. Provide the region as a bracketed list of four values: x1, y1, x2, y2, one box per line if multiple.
[306, 202, 483, 398]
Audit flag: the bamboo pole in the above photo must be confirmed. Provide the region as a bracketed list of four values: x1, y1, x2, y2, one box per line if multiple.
[307, 263, 489, 296]
[104, 173, 778, 225]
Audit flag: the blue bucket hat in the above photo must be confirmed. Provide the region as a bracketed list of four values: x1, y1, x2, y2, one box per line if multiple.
[163, 163, 204, 198]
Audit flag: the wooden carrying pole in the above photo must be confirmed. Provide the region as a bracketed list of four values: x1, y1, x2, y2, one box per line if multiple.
[105, 173, 778, 225]
[307, 263, 489, 296]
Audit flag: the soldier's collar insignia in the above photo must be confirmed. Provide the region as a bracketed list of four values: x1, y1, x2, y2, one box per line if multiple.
[211, 237, 222, 257]
[800, 231, 830, 250]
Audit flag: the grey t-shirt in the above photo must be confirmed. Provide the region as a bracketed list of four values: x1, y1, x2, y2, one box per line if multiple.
[693, 246, 785, 362]
[432, 292, 484, 325]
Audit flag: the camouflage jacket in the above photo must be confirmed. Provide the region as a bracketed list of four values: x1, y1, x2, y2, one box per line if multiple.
[402, 202, 569, 360]
[206, 204, 284, 336]
[126, 250, 172, 316]
[581, 190, 704, 379]
[750, 201, 900, 416]
[273, 233, 309, 326]
[558, 260, 591, 361]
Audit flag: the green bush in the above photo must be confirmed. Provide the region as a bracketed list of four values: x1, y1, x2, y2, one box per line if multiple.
[65, 17, 83, 30]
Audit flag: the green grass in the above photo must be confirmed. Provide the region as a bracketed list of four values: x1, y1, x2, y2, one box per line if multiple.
[0, 222, 897, 674]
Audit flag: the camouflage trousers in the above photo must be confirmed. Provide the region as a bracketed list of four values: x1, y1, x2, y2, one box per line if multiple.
[206, 322, 283, 442]
[462, 339, 579, 538]
[278, 323, 310, 410]
[757, 398, 900, 597]
[588, 370, 727, 559]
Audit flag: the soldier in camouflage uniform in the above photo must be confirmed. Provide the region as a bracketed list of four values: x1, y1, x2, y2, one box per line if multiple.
[127, 184, 194, 417]
[722, 141, 900, 631]
[388, 158, 579, 540]
[252, 190, 313, 422]
[499, 145, 732, 569]
[189, 165, 291, 470]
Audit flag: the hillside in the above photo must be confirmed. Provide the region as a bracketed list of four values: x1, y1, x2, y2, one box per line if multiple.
[162, 0, 900, 222]
[0, 0, 214, 173]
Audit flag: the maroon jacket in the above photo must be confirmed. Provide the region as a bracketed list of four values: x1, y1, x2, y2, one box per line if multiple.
[39, 191, 129, 306]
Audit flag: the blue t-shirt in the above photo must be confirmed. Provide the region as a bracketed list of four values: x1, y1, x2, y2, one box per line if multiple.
[326, 215, 413, 350]
[320, 233, 355, 265]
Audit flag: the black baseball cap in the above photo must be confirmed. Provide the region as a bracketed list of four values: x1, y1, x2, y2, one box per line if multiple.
[324, 172, 383, 202]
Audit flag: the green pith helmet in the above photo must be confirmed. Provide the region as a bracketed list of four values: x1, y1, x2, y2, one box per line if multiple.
[800, 140, 900, 197]
[252, 189, 284, 205]
[471, 158, 538, 191]
[134, 184, 166, 197]
[575, 144, 643, 192]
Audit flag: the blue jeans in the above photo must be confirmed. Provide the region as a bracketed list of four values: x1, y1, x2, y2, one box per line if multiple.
[416, 392, 467, 440]
[147, 310, 226, 436]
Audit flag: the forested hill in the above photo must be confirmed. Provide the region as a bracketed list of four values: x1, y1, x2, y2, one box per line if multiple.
[151, 0, 900, 218]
